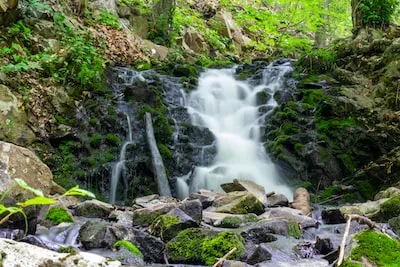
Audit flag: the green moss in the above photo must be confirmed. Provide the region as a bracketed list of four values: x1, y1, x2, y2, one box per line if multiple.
[89, 133, 102, 148]
[201, 232, 245, 266]
[321, 185, 341, 200]
[218, 194, 264, 215]
[244, 213, 259, 223]
[301, 89, 324, 106]
[105, 133, 120, 145]
[380, 195, 400, 221]
[45, 207, 74, 225]
[58, 246, 76, 253]
[288, 221, 302, 239]
[219, 216, 242, 228]
[296, 49, 337, 74]
[114, 240, 143, 257]
[132, 211, 163, 226]
[150, 213, 180, 239]
[344, 230, 400, 266]
[167, 228, 211, 263]
[158, 144, 173, 160]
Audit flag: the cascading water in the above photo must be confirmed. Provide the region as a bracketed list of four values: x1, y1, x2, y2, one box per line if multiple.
[181, 62, 293, 198]
[110, 112, 133, 204]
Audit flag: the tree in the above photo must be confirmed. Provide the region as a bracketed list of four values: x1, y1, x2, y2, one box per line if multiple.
[351, 0, 400, 35]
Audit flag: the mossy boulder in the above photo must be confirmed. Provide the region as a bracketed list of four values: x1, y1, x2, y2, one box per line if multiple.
[214, 192, 264, 215]
[388, 216, 400, 235]
[114, 240, 143, 257]
[73, 199, 113, 219]
[149, 208, 198, 241]
[217, 216, 243, 228]
[342, 230, 400, 266]
[379, 195, 400, 221]
[45, 207, 74, 225]
[166, 228, 245, 265]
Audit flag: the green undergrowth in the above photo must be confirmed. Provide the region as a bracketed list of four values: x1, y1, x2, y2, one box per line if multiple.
[342, 230, 400, 267]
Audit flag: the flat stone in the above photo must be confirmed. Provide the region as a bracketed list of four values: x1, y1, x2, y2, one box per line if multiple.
[221, 179, 267, 205]
[73, 199, 113, 219]
[260, 207, 318, 229]
[0, 238, 121, 266]
[267, 194, 289, 207]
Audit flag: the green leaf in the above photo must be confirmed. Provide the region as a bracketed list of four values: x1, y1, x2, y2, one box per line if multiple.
[18, 196, 56, 207]
[63, 185, 96, 198]
[14, 178, 44, 197]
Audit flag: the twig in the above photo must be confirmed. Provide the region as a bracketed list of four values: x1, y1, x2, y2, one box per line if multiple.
[212, 247, 237, 267]
[337, 214, 353, 266]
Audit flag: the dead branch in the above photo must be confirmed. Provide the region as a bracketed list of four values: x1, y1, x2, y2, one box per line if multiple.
[212, 247, 237, 267]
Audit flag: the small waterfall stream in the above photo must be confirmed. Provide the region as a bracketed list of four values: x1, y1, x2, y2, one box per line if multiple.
[110, 112, 134, 204]
[179, 62, 293, 198]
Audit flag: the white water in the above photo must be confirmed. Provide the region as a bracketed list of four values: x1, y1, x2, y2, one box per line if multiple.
[182, 63, 293, 198]
[110, 113, 133, 204]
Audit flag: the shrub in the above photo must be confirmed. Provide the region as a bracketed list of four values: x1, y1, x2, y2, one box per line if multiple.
[89, 133, 103, 147]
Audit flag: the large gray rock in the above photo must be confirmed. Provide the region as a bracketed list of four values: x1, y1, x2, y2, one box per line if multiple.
[189, 189, 221, 208]
[260, 207, 318, 229]
[212, 191, 264, 215]
[340, 199, 388, 218]
[73, 199, 114, 219]
[267, 194, 289, 207]
[374, 187, 400, 200]
[321, 208, 345, 224]
[0, 142, 53, 205]
[149, 208, 197, 241]
[221, 179, 267, 205]
[258, 259, 329, 267]
[0, 86, 36, 145]
[111, 225, 165, 263]
[178, 199, 202, 224]
[79, 221, 117, 249]
[0, 238, 121, 266]
[241, 219, 290, 237]
[246, 244, 272, 265]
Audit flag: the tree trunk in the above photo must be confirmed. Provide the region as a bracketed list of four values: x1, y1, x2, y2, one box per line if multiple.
[315, 0, 331, 47]
[351, 0, 364, 35]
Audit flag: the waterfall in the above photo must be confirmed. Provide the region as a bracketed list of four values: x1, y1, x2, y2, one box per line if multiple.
[110, 113, 133, 204]
[181, 62, 293, 198]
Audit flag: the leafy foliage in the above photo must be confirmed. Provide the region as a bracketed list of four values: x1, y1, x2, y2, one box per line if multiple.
[359, 0, 400, 26]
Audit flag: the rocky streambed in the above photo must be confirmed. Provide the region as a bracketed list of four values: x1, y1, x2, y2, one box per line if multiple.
[1, 177, 400, 267]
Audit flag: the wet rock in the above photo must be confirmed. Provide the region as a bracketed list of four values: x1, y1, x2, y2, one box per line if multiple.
[241, 219, 289, 237]
[321, 208, 345, 224]
[260, 207, 318, 229]
[113, 246, 145, 266]
[340, 199, 388, 218]
[179, 199, 203, 224]
[246, 244, 272, 265]
[0, 229, 24, 240]
[111, 225, 165, 263]
[295, 242, 316, 258]
[222, 260, 253, 267]
[203, 211, 250, 227]
[315, 236, 334, 255]
[73, 199, 114, 219]
[79, 221, 117, 249]
[290, 188, 312, 216]
[132, 202, 178, 226]
[0, 238, 121, 266]
[258, 259, 329, 267]
[388, 216, 400, 235]
[109, 209, 133, 227]
[133, 194, 177, 208]
[240, 226, 277, 244]
[378, 195, 400, 221]
[220, 179, 267, 205]
[267, 194, 289, 207]
[189, 189, 221, 208]
[150, 208, 198, 241]
[374, 187, 400, 200]
[213, 191, 264, 215]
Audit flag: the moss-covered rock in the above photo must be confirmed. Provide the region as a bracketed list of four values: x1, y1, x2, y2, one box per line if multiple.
[114, 240, 143, 257]
[342, 230, 400, 266]
[379, 195, 400, 221]
[288, 221, 302, 239]
[214, 192, 264, 215]
[45, 207, 74, 225]
[218, 216, 243, 228]
[166, 228, 245, 265]
[388, 216, 400, 235]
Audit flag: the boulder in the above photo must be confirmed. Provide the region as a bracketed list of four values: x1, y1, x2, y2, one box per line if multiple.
[321, 208, 345, 224]
[0, 238, 121, 266]
[246, 244, 272, 265]
[109, 209, 133, 227]
[221, 179, 267, 205]
[90, 0, 117, 14]
[142, 40, 170, 60]
[181, 29, 209, 54]
[378, 195, 400, 221]
[111, 225, 165, 263]
[340, 199, 388, 218]
[374, 187, 400, 200]
[179, 198, 203, 224]
[0, 229, 24, 240]
[388, 216, 400, 235]
[213, 191, 264, 215]
[0, 86, 36, 145]
[223, 261, 253, 267]
[78, 221, 117, 249]
[315, 236, 334, 255]
[267, 194, 289, 207]
[0, 0, 18, 26]
[203, 211, 252, 227]
[190, 0, 219, 18]
[258, 259, 329, 267]
[290, 188, 312, 216]
[73, 199, 114, 219]
[0, 142, 53, 211]
[189, 189, 221, 208]
[240, 225, 277, 244]
[132, 202, 178, 226]
[241, 219, 290, 237]
[260, 207, 318, 229]
[149, 208, 198, 241]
